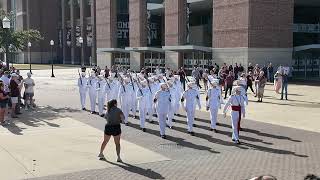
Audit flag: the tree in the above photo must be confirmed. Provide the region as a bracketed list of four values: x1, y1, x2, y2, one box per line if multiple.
[0, 9, 43, 69]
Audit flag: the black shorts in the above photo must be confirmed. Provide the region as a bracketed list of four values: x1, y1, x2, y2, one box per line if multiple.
[0, 100, 7, 108]
[104, 124, 121, 136]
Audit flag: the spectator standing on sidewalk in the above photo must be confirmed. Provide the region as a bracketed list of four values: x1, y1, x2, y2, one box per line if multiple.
[192, 67, 202, 89]
[9, 73, 20, 118]
[0, 82, 9, 126]
[23, 72, 35, 110]
[281, 69, 289, 100]
[267, 63, 274, 82]
[224, 71, 234, 99]
[178, 67, 187, 90]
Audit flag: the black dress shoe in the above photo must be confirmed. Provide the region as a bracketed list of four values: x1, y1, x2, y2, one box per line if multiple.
[90, 111, 95, 114]
[82, 108, 86, 111]
[213, 129, 218, 133]
[235, 140, 241, 144]
[125, 123, 129, 126]
[149, 120, 154, 124]
[100, 114, 104, 117]
[142, 128, 146, 132]
[134, 116, 138, 119]
[210, 128, 213, 131]
[193, 124, 197, 127]
[190, 132, 195, 136]
[172, 119, 176, 122]
[216, 122, 220, 126]
[161, 135, 166, 139]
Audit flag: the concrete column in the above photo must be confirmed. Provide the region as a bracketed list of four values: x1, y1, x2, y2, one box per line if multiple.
[91, 0, 97, 66]
[96, 0, 117, 68]
[70, 0, 76, 64]
[61, 0, 67, 64]
[164, 0, 186, 70]
[80, 0, 87, 66]
[129, 0, 147, 71]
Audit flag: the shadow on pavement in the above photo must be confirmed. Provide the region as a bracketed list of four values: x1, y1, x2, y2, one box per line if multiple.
[100, 159, 165, 179]
[127, 122, 220, 154]
[2, 106, 80, 135]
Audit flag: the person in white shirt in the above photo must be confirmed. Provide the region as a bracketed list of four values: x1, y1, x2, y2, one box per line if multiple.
[181, 82, 202, 136]
[1, 71, 10, 93]
[223, 86, 246, 144]
[206, 81, 222, 132]
[23, 72, 35, 110]
[77, 72, 88, 110]
[154, 83, 171, 139]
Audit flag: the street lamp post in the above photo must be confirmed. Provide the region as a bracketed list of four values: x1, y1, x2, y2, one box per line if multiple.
[78, 37, 84, 66]
[2, 16, 11, 69]
[28, 42, 32, 74]
[50, 40, 55, 77]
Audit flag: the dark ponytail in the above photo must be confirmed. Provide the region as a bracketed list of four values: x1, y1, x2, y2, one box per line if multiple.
[107, 99, 117, 113]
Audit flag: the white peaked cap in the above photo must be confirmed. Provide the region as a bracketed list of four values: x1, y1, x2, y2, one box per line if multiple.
[148, 77, 154, 82]
[123, 77, 130, 83]
[160, 83, 168, 89]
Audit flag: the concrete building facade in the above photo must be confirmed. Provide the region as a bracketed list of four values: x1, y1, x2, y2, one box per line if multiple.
[1, 0, 320, 78]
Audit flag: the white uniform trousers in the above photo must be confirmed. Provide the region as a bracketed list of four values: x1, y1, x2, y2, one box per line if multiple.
[98, 97, 105, 115]
[121, 104, 130, 123]
[166, 109, 174, 127]
[89, 92, 97, 112]
[130, 100, 137, 117]
[146, 107, 153, 122]
[139, 107, 146, 128]
[231, 110, 240, 140]
[158, 113, 167, 136]
[209, 107, 219, 129]
[79, 90, 87, 109]
[186, 109, 195, 132]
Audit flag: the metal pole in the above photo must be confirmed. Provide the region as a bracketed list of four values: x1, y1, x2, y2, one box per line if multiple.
[51, 45, 55, 77]
[29, 46, 32, 74]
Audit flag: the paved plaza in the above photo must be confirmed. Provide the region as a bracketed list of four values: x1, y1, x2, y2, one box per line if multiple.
[0, 68, 320, 180]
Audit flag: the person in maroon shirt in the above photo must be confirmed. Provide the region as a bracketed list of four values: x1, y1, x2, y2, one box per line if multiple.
[224, 71, 235, 99]
[9, 73, 20, 118]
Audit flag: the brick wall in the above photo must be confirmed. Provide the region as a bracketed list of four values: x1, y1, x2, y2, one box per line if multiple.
[213, 0, 294, 48]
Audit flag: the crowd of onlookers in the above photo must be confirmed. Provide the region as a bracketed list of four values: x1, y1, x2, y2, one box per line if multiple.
[189, 62, 291, 101]
[0, 61, 35, 126]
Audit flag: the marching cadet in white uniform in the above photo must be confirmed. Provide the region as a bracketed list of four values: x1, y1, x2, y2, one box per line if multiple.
[147, 77, 157, 122]
[97, 75, 106, 117]
[128, 74, 138, 119]
[173, 75, 183, 115]
[106, 77, 119, 102]
[206, 80, 222, 132]
[181, 82, 202, 136]
[166, 80, 176, 128]
[104, 77, 112, 101]
[136, 80, 152, 132]
[88, 71, 98, 114]
[77, 72, 88, 110]
[154, 83, 171, 139]
[223, 86, 246, 144]
[118, 77, 131, 125]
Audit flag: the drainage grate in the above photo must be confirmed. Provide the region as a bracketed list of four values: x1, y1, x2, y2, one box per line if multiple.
[158, 143, 183, 150]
